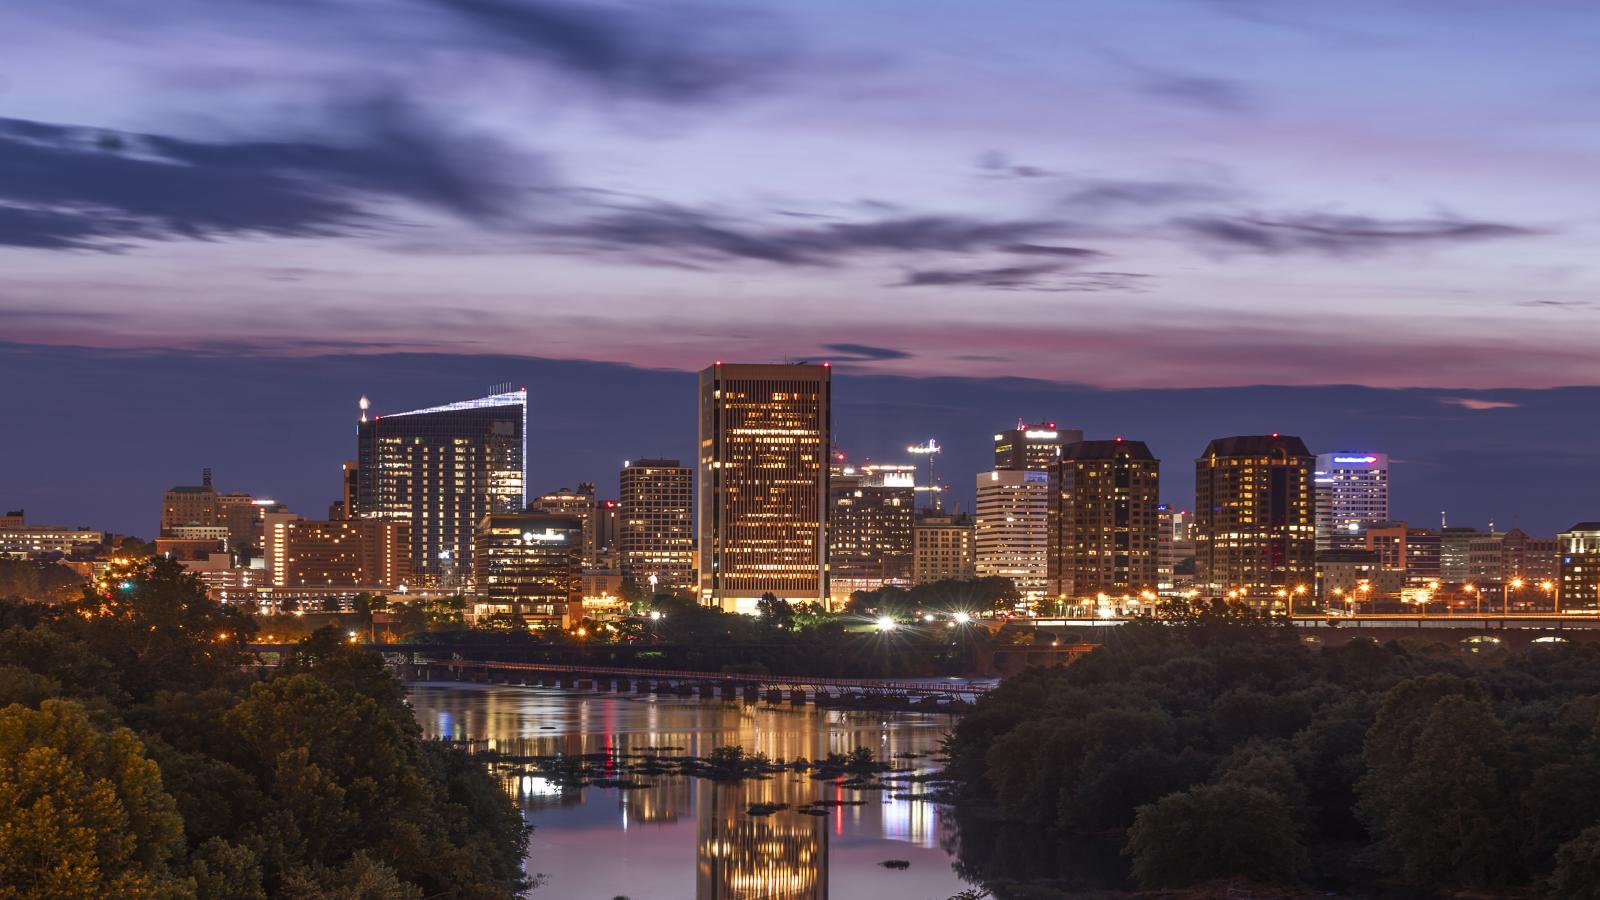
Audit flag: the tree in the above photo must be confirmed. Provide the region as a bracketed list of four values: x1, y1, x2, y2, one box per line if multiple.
[756, 593, 794, 629]
[1358, 683, 1511, 887]
[1125, 781, 1308, 888]
[0, 699, 189, 898]
[1549, 825, 1600, 900]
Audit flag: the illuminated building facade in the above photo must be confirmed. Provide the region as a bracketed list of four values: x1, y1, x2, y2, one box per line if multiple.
[1469, 528, 1559, 587]
[1047, 439, 1160, 599]
[619, 458, 695, 590]
[828, 460, 915, 594]
[993, 421, 1084, 471]
[0, 511, 102, 558]
[353, 389, 526, 584]
[1440, 526, 1480, 582]
[1366, 523, 1442, 584]
[1156, 505, 1195, 596]
[1194, 434, 1316, 603]
[281, 519, 410, 589]
[698, 363, 830, 612]
[1558, 523, 1600, 611]
[1313, 452, 1389, 551]
[531, 483, 600, 566]
[912, 512, 974, 583]
[974, 469, 1051, 599]
[471, 512, 583, 626]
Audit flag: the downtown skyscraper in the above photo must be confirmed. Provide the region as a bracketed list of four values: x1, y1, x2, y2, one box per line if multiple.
[352, 388, 526, 583]
[1047, 439, 1161, 601]
[993, 421, 1084, 471]
[620, 458, 695, 591]
[697, 363, 830, 612]
[1314, 452, 1389, 551]
[974, 468, 1051, 600]
[1195, 434, 1317, 604]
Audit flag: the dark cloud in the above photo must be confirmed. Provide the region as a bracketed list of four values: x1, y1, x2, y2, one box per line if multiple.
[895, 265, 1147, 291]
[976, 149, 1053, 179]
[999, 243, 1104, 258]
[1139, 71, 1254, 112]
[1176, 212, 1542, 256]
[821, 343, 912, 362]
[561, 205, 1065, 265]
[0, 98, 527, 250]
[427, 0, 791, 103]
[1060, 178, 1239, 212]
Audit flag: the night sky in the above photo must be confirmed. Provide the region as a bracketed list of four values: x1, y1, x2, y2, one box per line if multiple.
[2, 2, 1597, 535]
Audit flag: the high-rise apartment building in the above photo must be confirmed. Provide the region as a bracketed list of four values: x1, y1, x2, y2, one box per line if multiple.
[912, 513, 975, 583]
[472, 512, 583, 626]
[1194, 434, 1316, 603]
[1558, 523, 1600, 612]
[1314, 453, 1389, 551]
[353, 388, 526, 584]
[619, 458, 695, 591]
[828, 461, 915, 595]
[698, 363, 830, 612]
[993, 422, 1084, 472]
[280, 519, 411, 589]
[974, 469, 1051, 600]
[1047, 439, 1160, 600]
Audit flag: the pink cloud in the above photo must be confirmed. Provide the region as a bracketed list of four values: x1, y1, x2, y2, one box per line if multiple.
[1440, 397, 1520, 411]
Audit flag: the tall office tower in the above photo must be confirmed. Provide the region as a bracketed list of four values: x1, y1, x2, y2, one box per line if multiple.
[472, 512, 583, 626]
[216, 493, 261, 551]
[1440, 526, 1480, 582]
[1366, 523, 1441, 584]
[1558, 523, 1600, 611]
[828, 461, 916, 595]
[1047, 440, 1160, 600]
[162, 468, 218, 534]
[993, 421, 1085, 472]
[1156, 505, 1196, 596]
[619, 459, 695, 590]
[531, 483, 599, 565]
[974, 469, 1051, 600]
[698, 363, 830, 612]
[353, 388, 526, 584]
[281, 519, 411, 589]
[913, 512, 975, 583]
[1194, 434, 1317, 603]
[1313, 453, 1389, 551]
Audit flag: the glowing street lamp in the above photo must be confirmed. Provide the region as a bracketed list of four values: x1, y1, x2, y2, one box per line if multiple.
[875, 616, 898, 632]
[1507, 577, 1524, 615]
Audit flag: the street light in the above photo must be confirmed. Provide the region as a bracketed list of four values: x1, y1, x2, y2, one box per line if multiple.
[1464, 583, 1480, 616]
[1541, 580, 1557, 614]
[1507, 577, 1524, 616]
[875, 616, 898, 632]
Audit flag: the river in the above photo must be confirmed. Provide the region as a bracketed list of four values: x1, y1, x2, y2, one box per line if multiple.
[409, 681, 979, 900]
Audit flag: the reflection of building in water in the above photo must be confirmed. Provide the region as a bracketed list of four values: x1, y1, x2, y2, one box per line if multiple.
[625, 773, 693, 824]
[880, 791, 938, 849]
[697, 778, 827, 900]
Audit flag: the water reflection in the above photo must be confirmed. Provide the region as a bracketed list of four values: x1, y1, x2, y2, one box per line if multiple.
[409, 683, 970, 900]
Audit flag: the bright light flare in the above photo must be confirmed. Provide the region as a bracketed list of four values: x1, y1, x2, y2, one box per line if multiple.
[875, 616, 898, 632]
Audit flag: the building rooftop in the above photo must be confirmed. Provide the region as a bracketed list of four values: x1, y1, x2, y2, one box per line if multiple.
[1201, 434, 1313, 458]
[1563, 522, 1600, 533]
[1061, 439, 1156, 462]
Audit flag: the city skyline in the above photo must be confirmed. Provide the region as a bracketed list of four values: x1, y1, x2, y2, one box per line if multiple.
[2, 2, 1599, 388]
[5, 343, 1593, 542]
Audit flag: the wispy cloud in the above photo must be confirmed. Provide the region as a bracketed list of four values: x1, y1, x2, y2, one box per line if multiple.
[820, 343, 911, 361]
[1176, 212, 1543, 256]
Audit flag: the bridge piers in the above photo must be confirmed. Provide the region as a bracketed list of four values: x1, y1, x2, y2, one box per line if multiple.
[698, 683, 716, 699]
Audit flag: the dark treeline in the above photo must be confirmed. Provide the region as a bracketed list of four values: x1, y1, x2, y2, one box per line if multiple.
[945, 603, 1600, 898]
[411, 591, 993, 679]
[0, 557, 529, 898]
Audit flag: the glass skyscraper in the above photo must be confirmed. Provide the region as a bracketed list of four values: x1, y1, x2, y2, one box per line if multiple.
[353, 388, 526, 584]
[1313, 452, 1390, 552]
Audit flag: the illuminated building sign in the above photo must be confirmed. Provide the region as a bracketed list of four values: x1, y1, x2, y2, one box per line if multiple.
[522, 530, 567, 543]
[1024, 430, 1058, 439]
[1331, 455, 1379, 464]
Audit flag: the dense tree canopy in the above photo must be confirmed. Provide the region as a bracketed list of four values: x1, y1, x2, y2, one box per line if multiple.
[947, 610, 1600, 897]
[0, 558, 529, 899]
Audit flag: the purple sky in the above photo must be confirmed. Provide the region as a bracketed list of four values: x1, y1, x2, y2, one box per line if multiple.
[3, 0, 1599, 387]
